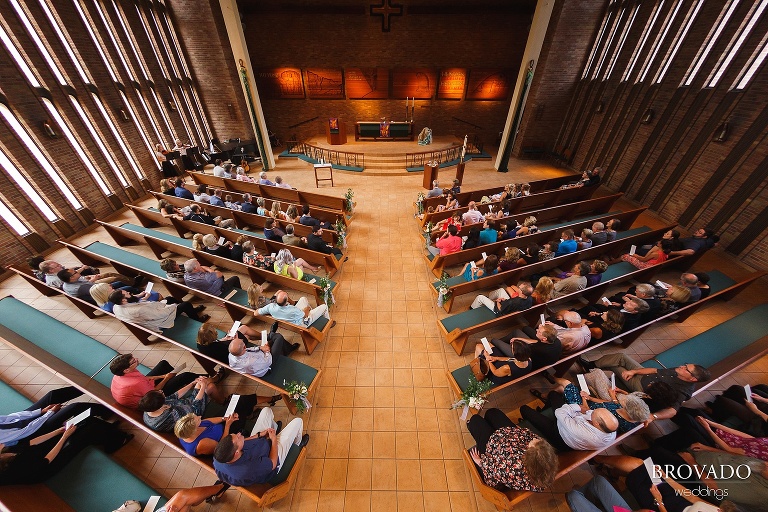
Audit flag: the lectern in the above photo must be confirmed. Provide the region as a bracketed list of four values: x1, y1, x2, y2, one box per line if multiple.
[423, 163, 439, 189]
[326, 118, 347, 145]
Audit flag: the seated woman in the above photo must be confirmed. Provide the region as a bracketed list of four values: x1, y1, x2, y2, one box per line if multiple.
[521, 183, 531, 196]
[273, 248, 319, 279]
[0, 417, 133, 486]
[173, 394, 280, 456]
[499, 247, 525, 272]
[193, 184, 210, 202]
[435, 192, 459, 212]
[695, 271, 711, 299]
[659, 284, 692, 315]
[520, 244, 540, 265]
[109, 290, 210, 332]
[490, 183, 512, 202]
[230, 235, 248, 263]
[462, 226, 482, 250]
[196, 321, 265, 364]
[234, 167, 255, 182]
[160, 178, 176, 196]
[202, 234, 234, 259]
[91, 283, 163, 313]
[582, 308, 625, 340]
[138, 377, 226, 433]
[621, 239, 671, 269]
[586, 259, 609, 287]
[241, 241, 276, 270]
[517, 216, 538, 237]
[531, 276, 553, 304]
[269, 201, 287, 221]
[475, 339, 533, 385]
[285, 204, 300, 224]
[539, 240, 558, 260]
[577, 229, 593, 250]
[255, 197, 267, 216]
[467, 407, 558, 491]
[460, 254, 499, 282]
[550, 377, 650, 433]
[436, 213, 462, 232]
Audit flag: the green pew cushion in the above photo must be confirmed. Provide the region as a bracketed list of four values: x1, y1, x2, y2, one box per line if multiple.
[46, 446, 166, 511]
[431, 274, 469, 290]
[269, 444, 303, 484]
[451, 365, 497, 394]
[163, 316, 224, 349]
[539, 211, 621, 233]
[304, 273, 338, 291]
[262, 355, 319, 390]
[642, 303, 768, 370]
[615, 226, 651, 239]
[0, 297, 149, 388]
[120, 223, 194, 248]
[441, 307, 497, 333]
[231, 226, 266, 239]
[705, 270, 736, 294]
[601, 261, 637, 281]
[0, 380, 33, 414]
[85, 242, 164, 276]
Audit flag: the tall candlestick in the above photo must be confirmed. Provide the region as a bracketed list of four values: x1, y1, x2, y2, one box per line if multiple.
[406, 97, 408, 107]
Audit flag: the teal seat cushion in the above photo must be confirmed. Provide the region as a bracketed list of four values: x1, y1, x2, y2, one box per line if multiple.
[46, 446, 166, 510]
[305, 274, 338, 291]
[85, 242, 164, 276]
[0, 297, 131, 388]
[441, 307, 496, 333]
[705, 270, 736, 294]
[451, 365, 497, 394]
[262, 356, 319, 390]
[643, 303, 768, 370]
[268, 445, 303, 484]
[615, 226, 650, 239]
[120, 223, 193, 248]
[308, 315, 329, 331]
[0, 380, 32, 413]
[539, 211, 621, 233]
[431, 274, 467, 290]
[601, 261, 637, 281]
[232, 226, 266, 239]
[163, 316, 224, 349]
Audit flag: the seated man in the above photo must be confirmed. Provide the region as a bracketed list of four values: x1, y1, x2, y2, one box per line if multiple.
[554, 229, 578, 256]
[109, 353, 200, 409]
[211, 159, 225, 177]
[258, 171, 275, 186]
[257, 290, 334, 329]
[299, 205, 330, 229]
[551, 311, 591, 353]
[470, 282, 534, 315]
[110, 290, 210, 332]
[502, 323, 562, 369]
[580, 354, 710, 421]
[551, 261, 590, 298]
[138, 376, 225, 432]
[572, 295, 650, 333]
[282, 224, 305, 247]
[306, 225, 344, 258]
[520, 392, 618, 452]
[213, 407, 309, 486]
[589, 221, 608, 246]
[228, 333, 298, 378]
[427, 224, 462, 256]
[669, 227, 719, 257]
[606, 283, 661, 321]
[183, 204, 218, 225]
[160, 258, 187, 283]
[426, 180, 443, 198]
[40, 260, 135, 290]
[174, 178, 194, 200]
[461, 201, 485, 224]
[263, 218, 285, 242]
[240, 193, 258, 214]
[183, 258, 241, 297]
[208, 188, 225, 207]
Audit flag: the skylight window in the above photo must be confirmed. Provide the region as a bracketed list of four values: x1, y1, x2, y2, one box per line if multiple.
[9, 0, 68, 86]
[0, 199, 30, 236]
[638, 0, 685, 83]
[655, 0, 705, 83]
[623, 1, 665, 82]
[0, 147, 58, 221]
[0, 22, 42, 87]
[708, 0, 768, 87]
[683, 0, 741, 86]
[604, 5, 640, 80]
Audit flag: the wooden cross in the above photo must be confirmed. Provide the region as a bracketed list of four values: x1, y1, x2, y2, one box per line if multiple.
[370, 0, 403, 32]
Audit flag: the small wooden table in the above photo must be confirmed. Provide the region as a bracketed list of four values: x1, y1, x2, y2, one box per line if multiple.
[314, 163, 334, 188]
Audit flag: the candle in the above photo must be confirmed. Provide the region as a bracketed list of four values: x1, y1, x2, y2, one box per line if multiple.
[406, 97, 409, 107]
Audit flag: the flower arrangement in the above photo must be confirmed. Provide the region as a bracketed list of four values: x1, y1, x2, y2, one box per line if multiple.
[436, 271, 452, 307]
[450, 376, 492, 418]
[318, 276, 334, 308]
[415, 192, 426, 217]
[284, 380, 311, 414]
[423, 221, 434, 249]
[344, 188, 354, 214]
[335, 218, 347, 249]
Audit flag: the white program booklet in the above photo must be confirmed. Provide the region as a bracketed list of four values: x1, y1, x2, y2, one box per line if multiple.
[644, 457, 663, 485]
[308, 278, 317, 284]
[218, 236, 226, 246]
[224, 394, 240, 418]
[261, 330, 268, 346]
[745, 384, 753, 403]
[611, 373, 616, 389]
[481, 252, 487, 260]
[65, 407, 91, 429]
[143, 496, 161, 512]
[228, 321, 241, 337]
[470, 261, 476, 268]
[656, 280, 669, 289]
[480, 337, 493, 354]
[601, 296, 611, 305]
[223, 289, 238, 300]
[629, 245, 637, 256]
[172, 361, 187, 373]
[540, 313, 546, 326]
[144, 282, 153, 294]
[576, 374, 589, 394]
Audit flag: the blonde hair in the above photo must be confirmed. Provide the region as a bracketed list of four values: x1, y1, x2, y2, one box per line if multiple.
[236, 235, 248, 245]
[196, 322, 218, 346]
[504, 247, 522, 261]
[286, 205, 298, 219]
[202, 234, 217, 248]
[247, 283, 263, 308]
[533, 277, 554, 302]
[174, 413, 198, 439]
[89, 283, 113, 306]
[667, 284, 691, 303]
[522, 216, 537, 227]
[271, 202, 282, 217]
[192, 233, 205, 251]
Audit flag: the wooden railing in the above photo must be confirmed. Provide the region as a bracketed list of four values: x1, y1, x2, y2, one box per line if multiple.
[405, 145, 462, 168]
[291, 142, 365, 169]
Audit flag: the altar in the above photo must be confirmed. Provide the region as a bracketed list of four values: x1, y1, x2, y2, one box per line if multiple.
[355, 121, 414, 141]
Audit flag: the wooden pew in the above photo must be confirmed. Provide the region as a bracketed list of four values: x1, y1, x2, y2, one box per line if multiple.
[150, 191, 341, 245]
[0, 296, 310, 508]
[122, 208, 342, 277]
[465, 301, 768, 510]
[427, 207, 645, 278]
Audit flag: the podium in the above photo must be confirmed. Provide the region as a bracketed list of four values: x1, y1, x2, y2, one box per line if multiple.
[326, 118, 347, 145]
[423, 163, 439, 189]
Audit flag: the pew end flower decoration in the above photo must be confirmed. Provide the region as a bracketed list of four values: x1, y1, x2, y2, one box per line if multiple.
[450, 377, 492, 420]
[284, 380, 311, 414]
[437, 271, 452, 308]
[344, 188, 355, 213]
[318, 276, 334, 308]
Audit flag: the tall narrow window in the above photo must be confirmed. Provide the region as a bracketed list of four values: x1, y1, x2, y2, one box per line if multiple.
[8, 0, 69, 86]
[683, 0, 741, 86]
[111, 0, 151, 81]
[707, 0, 768, 87]
[135, 4, 171, 80]
[0, 199, 31, 236]
[117, 90, 160, 169]
[72, 0, 119, 82]
[38, 0, 92, 84]
[638, 0, 685, 83]
[592, 7, 627, 80]
[90, 0, 138, 82]
[41, 98, 112, 195]
[655, 0, 705, 83]
[0, 147, 58, 221]
[89, 93, 146, 179]
[0, 22, 42, 87]
[582, 7, 614, 79]
[734, 33, 768, 89]
[0, 102, 83, 210]
[604, 4, 640, 80]
[623, 1, 665, 82]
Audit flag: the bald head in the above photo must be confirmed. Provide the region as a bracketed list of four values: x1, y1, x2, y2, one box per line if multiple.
[562, 311, 582, 326]
[275, 291, 289, 306]
[229, 337, 246, 356]
[591, 408, 619, 433]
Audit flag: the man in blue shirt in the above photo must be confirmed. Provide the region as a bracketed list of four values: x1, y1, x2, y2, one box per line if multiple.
[478, 219, 498, 245]
[257, 290, 334, 328]
[183, 259, 241, 297]
[555, 229, 578, 256]
[209, 189, 225, 207]
[213, 407, 308, 486]
[174, 178, 194, 200]
[258, 172, 275, 186]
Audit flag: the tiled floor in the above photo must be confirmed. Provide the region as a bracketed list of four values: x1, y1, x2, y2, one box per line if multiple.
[0, 153, 766, 511]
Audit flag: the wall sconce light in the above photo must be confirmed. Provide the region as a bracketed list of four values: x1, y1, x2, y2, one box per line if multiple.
[713, 121, 729, 142]
[641, 108, 654, 124]
[167, 101, 177, 112]
[596, 101, 604, 113]
[119, 109, 129, 121]
[42, 121, 56, 138]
